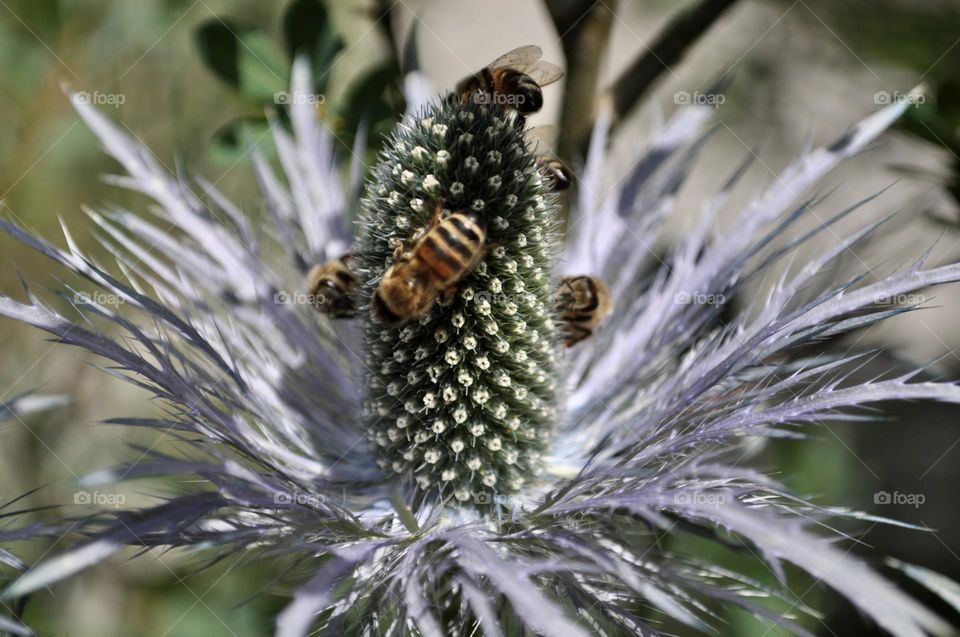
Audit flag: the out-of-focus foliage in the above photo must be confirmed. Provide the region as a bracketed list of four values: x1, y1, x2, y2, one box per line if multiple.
[194, 0, 405, 164]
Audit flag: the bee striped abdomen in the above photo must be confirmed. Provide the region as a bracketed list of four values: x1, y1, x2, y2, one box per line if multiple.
[418, 213, 486, 286]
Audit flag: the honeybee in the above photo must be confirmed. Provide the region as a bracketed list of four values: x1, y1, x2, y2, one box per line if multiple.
[526, 126, 572, 192]
[372, 205, 487, 326]
[454, 45, 563, 117]
[306, 254, 359, 318]
[555, 275, 613, 347]
[539, 157, 572, 191]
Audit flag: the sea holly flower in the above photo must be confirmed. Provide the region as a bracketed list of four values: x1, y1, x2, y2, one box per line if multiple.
[0, 57, 959, 636]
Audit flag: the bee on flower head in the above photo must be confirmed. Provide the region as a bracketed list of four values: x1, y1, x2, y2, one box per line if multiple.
[452, 45, 563, 123]
[307, 254, 359, 318]
[555, 275, 613, 347]
[372, 203, 487, 327]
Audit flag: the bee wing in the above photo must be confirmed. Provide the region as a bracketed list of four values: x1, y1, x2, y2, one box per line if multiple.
[488, 45, 564, 88]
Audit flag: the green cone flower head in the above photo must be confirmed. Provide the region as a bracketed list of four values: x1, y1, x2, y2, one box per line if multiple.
[354, 99, 560, 504]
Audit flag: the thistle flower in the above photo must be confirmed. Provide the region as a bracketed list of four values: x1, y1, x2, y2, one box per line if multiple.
[356, 98, 559, 503]
[1, 58, 960, 636]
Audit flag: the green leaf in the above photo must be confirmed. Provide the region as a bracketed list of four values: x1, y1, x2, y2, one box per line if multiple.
[207, 116, 274, 165]
[336, 62, 403, 148]
[282, 0, 344, 93]
[194, 18, 289, 102]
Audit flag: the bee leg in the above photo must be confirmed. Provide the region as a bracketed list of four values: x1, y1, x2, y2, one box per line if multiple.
[391, 238, 410, 261]
[438, 287, 457, 306]
[564, 324, 592, 348]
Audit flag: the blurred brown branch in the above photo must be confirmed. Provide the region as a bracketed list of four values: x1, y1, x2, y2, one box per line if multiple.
[610, 0, 740, 123]
[546, 0, 616, 164]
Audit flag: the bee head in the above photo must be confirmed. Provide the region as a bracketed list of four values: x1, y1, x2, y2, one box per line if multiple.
[544, 160, 571, 191]
[510, 73, 543, 114]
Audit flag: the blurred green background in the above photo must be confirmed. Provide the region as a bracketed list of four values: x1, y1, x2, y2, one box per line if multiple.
[2, 0, 960, 635]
